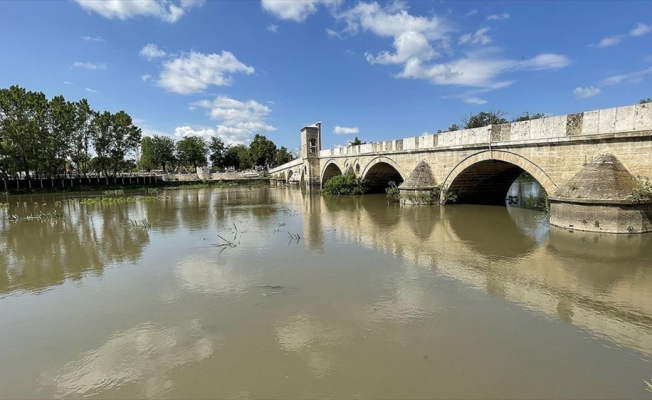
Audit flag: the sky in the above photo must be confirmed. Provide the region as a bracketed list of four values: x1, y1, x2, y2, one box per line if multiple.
[1, 0, 651, 150]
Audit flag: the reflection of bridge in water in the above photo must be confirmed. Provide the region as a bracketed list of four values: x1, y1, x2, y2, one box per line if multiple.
[270, 188, 652, 357]
[271, 103, 652, 233]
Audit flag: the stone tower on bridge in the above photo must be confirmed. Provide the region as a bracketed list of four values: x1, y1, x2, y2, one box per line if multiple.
[300, 122, 321, 187]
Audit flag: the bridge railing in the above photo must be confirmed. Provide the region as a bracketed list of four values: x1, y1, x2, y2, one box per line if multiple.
[269, 157, 304, 174]
[320, 103, 652, 157]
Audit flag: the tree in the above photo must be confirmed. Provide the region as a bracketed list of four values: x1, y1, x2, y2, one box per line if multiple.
[139, 137, 157, 172]
[512, 112, 545, 122]
[349, 136, 366, 146]
[448, 124, 460, 131]
[176, 135, 208, 171]
[248, 134, 277, 167]
[69, 99, 94, 177]
[274, 146, 293, 166]
[224, 144, 251, 170]
[90, 110, 142, 177]
[208, 136, 227, 170]
[640, 98, 652, 104]
[46, 95, 77, 176]
[0, 85, 49, 179]
[462, 110, 508, 129]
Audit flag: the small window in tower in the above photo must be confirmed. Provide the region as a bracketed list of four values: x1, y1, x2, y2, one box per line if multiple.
[309, 138, 317, 154]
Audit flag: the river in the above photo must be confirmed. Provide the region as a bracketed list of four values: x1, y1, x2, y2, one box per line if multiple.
[1, 188, 651, 399]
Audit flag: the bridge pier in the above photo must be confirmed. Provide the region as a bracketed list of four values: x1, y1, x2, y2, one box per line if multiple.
[549, 154, 652, 234]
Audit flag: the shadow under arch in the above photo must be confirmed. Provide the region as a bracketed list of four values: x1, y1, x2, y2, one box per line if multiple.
[360, 156, 406, 193]
[444, 204, 539, 260]
[441, 150, 556, 205]
[287, 169, 294, 183]
[321, 160, 343, 185]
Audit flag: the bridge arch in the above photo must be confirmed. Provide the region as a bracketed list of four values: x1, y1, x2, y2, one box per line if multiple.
[441, 150, 557, 205]
[361, 156, 406, 192]
[321, 159, 344, 185]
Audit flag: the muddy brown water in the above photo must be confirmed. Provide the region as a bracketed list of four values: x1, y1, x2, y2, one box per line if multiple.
[1, 188, 652, 399]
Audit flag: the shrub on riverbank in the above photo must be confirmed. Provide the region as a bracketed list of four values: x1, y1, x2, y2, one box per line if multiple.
[322, 173, 369, 195]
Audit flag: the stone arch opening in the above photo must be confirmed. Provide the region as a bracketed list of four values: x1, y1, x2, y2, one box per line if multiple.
[287, 169, 294, 183]
[442, 151, 555, 206]
[322, 162, 343, 185]
[362, 160, 405, 193]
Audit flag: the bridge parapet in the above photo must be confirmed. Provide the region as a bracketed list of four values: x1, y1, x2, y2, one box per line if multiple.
[319, 103, 652, 157]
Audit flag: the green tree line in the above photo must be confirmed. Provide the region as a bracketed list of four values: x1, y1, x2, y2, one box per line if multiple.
[0, 85, 141, 179]
[140, 133, 295, 173]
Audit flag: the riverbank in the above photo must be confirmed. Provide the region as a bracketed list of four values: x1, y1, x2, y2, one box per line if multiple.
[0, 178, 270, 195]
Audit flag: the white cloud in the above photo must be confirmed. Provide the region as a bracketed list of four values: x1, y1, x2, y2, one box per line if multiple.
[140, 44, 167, 60]
[573, 86, 600, 98]
[333, 126, 359, 134]
[188, 95, 276, 144]
[326, 28, 342, 38]
[366, 30, 436, 64]
[486, 13, 509, 20]
[85, 87, 98, 93]
[261, 0, 341, 22]
[462, 96, 487, 104]
[518, 53, 572, 70]
[397, 50, 570, 88]
[63, 81, 74, 85]
[338, 2, 449, 40]
[600, 67, 652, 86]
[458, 27, 491, 45]
[464, 9, 478, 17]
[597, 35, 622, 48]
[267, 23, 279, 33]
[157, 51, 254, 94]
[142, 74, 152, 81]
[630, 23, 651, 37]
[82, 36, 104, 42]
[73, 62, 106, 70]
[74, 0, 204, 23]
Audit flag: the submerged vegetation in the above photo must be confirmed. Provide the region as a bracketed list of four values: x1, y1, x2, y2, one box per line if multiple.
[630, 177, 652, 203]
[322, 172, 369, 196]
[386, 181, 457, 205]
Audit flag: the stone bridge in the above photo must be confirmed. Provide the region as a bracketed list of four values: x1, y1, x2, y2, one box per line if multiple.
[270, 103, 652, 233]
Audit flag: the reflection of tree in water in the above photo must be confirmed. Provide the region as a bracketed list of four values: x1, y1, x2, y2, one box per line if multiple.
[445, 205, 538, 260]
[0, 201, 150, 295]
[176, 190, 212, 232]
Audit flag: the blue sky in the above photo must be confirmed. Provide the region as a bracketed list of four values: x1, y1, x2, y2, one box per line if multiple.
[1, 0, 650, 150]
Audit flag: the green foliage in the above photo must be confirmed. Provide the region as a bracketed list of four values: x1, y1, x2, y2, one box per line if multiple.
[512, 112, 546, 122]
[176, 135, 208, 170]
[349, 136, 366, 146]
[322, 172, 369, 195]
[249, 134, 277, 167]
[433, 184, 457, 204]
[139, 135, 176, 172]
[275, 146, 294, 166]
[224, 144, 251, 170]
[0, 85, 141, 180]
[385, 181, 400, 201]
[640, 98, 652, 104]
[462, 110, 508, 129]
[208, 136, 227, 170]
[90, 110, 142, 177]
[630, 177, 652, 203]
